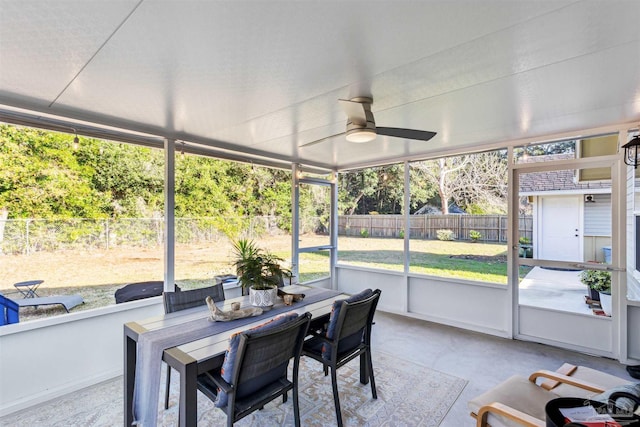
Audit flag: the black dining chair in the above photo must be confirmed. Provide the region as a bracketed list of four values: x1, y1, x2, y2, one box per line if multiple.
[162, 283, 225, 409]
[302, 288, 381, 427]
[196, 312, 312, 427]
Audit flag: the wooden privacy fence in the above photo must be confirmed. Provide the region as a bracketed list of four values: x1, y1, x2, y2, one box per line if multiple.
[337, 214, 533, 242]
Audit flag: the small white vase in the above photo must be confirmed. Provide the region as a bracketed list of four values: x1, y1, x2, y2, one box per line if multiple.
[599, 292, 612, 316]
[249, 286, 277, 310]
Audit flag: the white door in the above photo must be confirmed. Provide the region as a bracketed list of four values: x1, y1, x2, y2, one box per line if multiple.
[538, 195, 582, 262]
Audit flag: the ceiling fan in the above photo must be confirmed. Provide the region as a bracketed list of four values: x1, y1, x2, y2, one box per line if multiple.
[300, 97, 437, 147]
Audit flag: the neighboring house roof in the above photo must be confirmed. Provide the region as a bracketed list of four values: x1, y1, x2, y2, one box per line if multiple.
[519, 153, 611, 194]
[413, 204, 466, 215]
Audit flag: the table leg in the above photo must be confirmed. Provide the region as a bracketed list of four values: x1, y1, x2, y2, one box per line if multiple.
[179, 360, 198, 427]
[124, 334, 137, 426]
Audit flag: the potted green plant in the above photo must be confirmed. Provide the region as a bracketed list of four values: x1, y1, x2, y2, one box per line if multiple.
[232, 239, 291, 309]
[518, 237, 533, 258]
[580, 269, 611, 313]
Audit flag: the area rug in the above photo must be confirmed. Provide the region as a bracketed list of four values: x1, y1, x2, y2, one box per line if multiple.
[1, 352, 466, 426]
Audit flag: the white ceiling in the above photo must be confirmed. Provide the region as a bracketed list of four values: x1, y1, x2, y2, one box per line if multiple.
[1, 0, 639, 171]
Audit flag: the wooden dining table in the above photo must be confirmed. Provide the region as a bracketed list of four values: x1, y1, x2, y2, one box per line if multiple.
[123, 285, 364, 427]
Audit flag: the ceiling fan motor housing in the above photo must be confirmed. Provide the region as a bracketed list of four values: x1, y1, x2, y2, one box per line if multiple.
[345, 97, 376, 142]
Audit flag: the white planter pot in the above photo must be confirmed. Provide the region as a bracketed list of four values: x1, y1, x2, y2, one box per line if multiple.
[249, 286, 277, 309]
[599, 292, 612, 316]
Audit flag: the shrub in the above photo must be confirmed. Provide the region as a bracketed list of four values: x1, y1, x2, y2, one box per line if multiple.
[360, 228, 369, 238]
[436, 229, 455, 241]
[398, 229, 405, 239]
[579, 269, 611, 294]
[469, 230, 482, 242]
[519, 236, 531, 245]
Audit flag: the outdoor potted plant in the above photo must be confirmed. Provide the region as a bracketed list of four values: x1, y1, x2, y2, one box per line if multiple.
[232, 238, 291, 309]
[518, 236, 533, 258]
[580, 269, 611, 314]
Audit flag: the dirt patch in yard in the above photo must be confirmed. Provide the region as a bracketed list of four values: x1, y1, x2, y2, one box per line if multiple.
[449, 254, 507, 263]
[0, 235, 325, 321]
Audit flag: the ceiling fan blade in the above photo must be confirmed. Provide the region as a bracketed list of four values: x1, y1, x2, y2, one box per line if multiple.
[376, 127, 437, 141]
[299, 132, 345, 148]
[338, 99, 368, 125]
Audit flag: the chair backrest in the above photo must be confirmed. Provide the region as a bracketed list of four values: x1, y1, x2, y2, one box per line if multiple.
[330, 289, 381, 355]
[232, 312, 311, 400]
[163, 283, 225, 314]
[115, 281, 168, 304]
[0, 294, 19, 325]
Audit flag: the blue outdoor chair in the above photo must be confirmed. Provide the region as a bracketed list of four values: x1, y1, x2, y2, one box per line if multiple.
[0, 294, 20, 325]
[0, 292, 84, 326]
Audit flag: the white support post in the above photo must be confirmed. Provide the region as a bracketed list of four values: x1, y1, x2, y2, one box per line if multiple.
[330, 170, 338, 290]
[164, 139, 176, 292]
[291, 164, 300, 282]
[403, 161, 410, 312]
[612, 128, 627, 361]
[507, 146, 516, 338]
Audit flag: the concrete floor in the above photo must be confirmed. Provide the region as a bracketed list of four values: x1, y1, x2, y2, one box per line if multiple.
[519, 266, 595, 315]
[2, 309, 633, 426]
[372, 311, 633, 426]
[0, 269, 628, 426]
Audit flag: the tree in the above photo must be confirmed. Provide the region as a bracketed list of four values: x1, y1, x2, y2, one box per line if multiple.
[77, 140, 164, 217]
[0, 125, 110, 219]
[338, 164, 405, 215]
[0, 124, 297, 227]
[411, 151, 508, 214]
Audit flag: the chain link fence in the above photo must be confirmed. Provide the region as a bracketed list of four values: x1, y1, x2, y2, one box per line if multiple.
[0, 216, 285, 255]
[0, 214, 525, 256]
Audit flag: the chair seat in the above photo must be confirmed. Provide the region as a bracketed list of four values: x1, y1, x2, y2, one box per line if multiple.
[198, 375, 293, 414]
[303, 335, 363, 361]
[468, 375, 558, 427]
[14, 294, 84, 312]
[551, 366, 631, 399]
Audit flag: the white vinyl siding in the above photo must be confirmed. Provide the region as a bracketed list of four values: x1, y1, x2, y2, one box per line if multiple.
[584, 193, 611, 236]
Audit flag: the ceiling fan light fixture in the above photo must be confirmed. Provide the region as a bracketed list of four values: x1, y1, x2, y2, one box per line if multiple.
[346, 128, 376, 143]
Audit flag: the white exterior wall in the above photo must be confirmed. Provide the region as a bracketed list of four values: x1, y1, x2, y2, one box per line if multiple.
[518, 307, 613, 356]
[336, 265, 510, 337]
[584, 193, 611, 236]
[0, 298, 163, 416]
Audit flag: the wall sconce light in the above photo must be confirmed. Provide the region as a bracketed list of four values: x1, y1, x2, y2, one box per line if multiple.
[622, 128, 640, 169]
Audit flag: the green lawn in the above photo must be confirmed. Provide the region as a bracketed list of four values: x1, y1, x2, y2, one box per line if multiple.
[296, 237, 527, 284]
